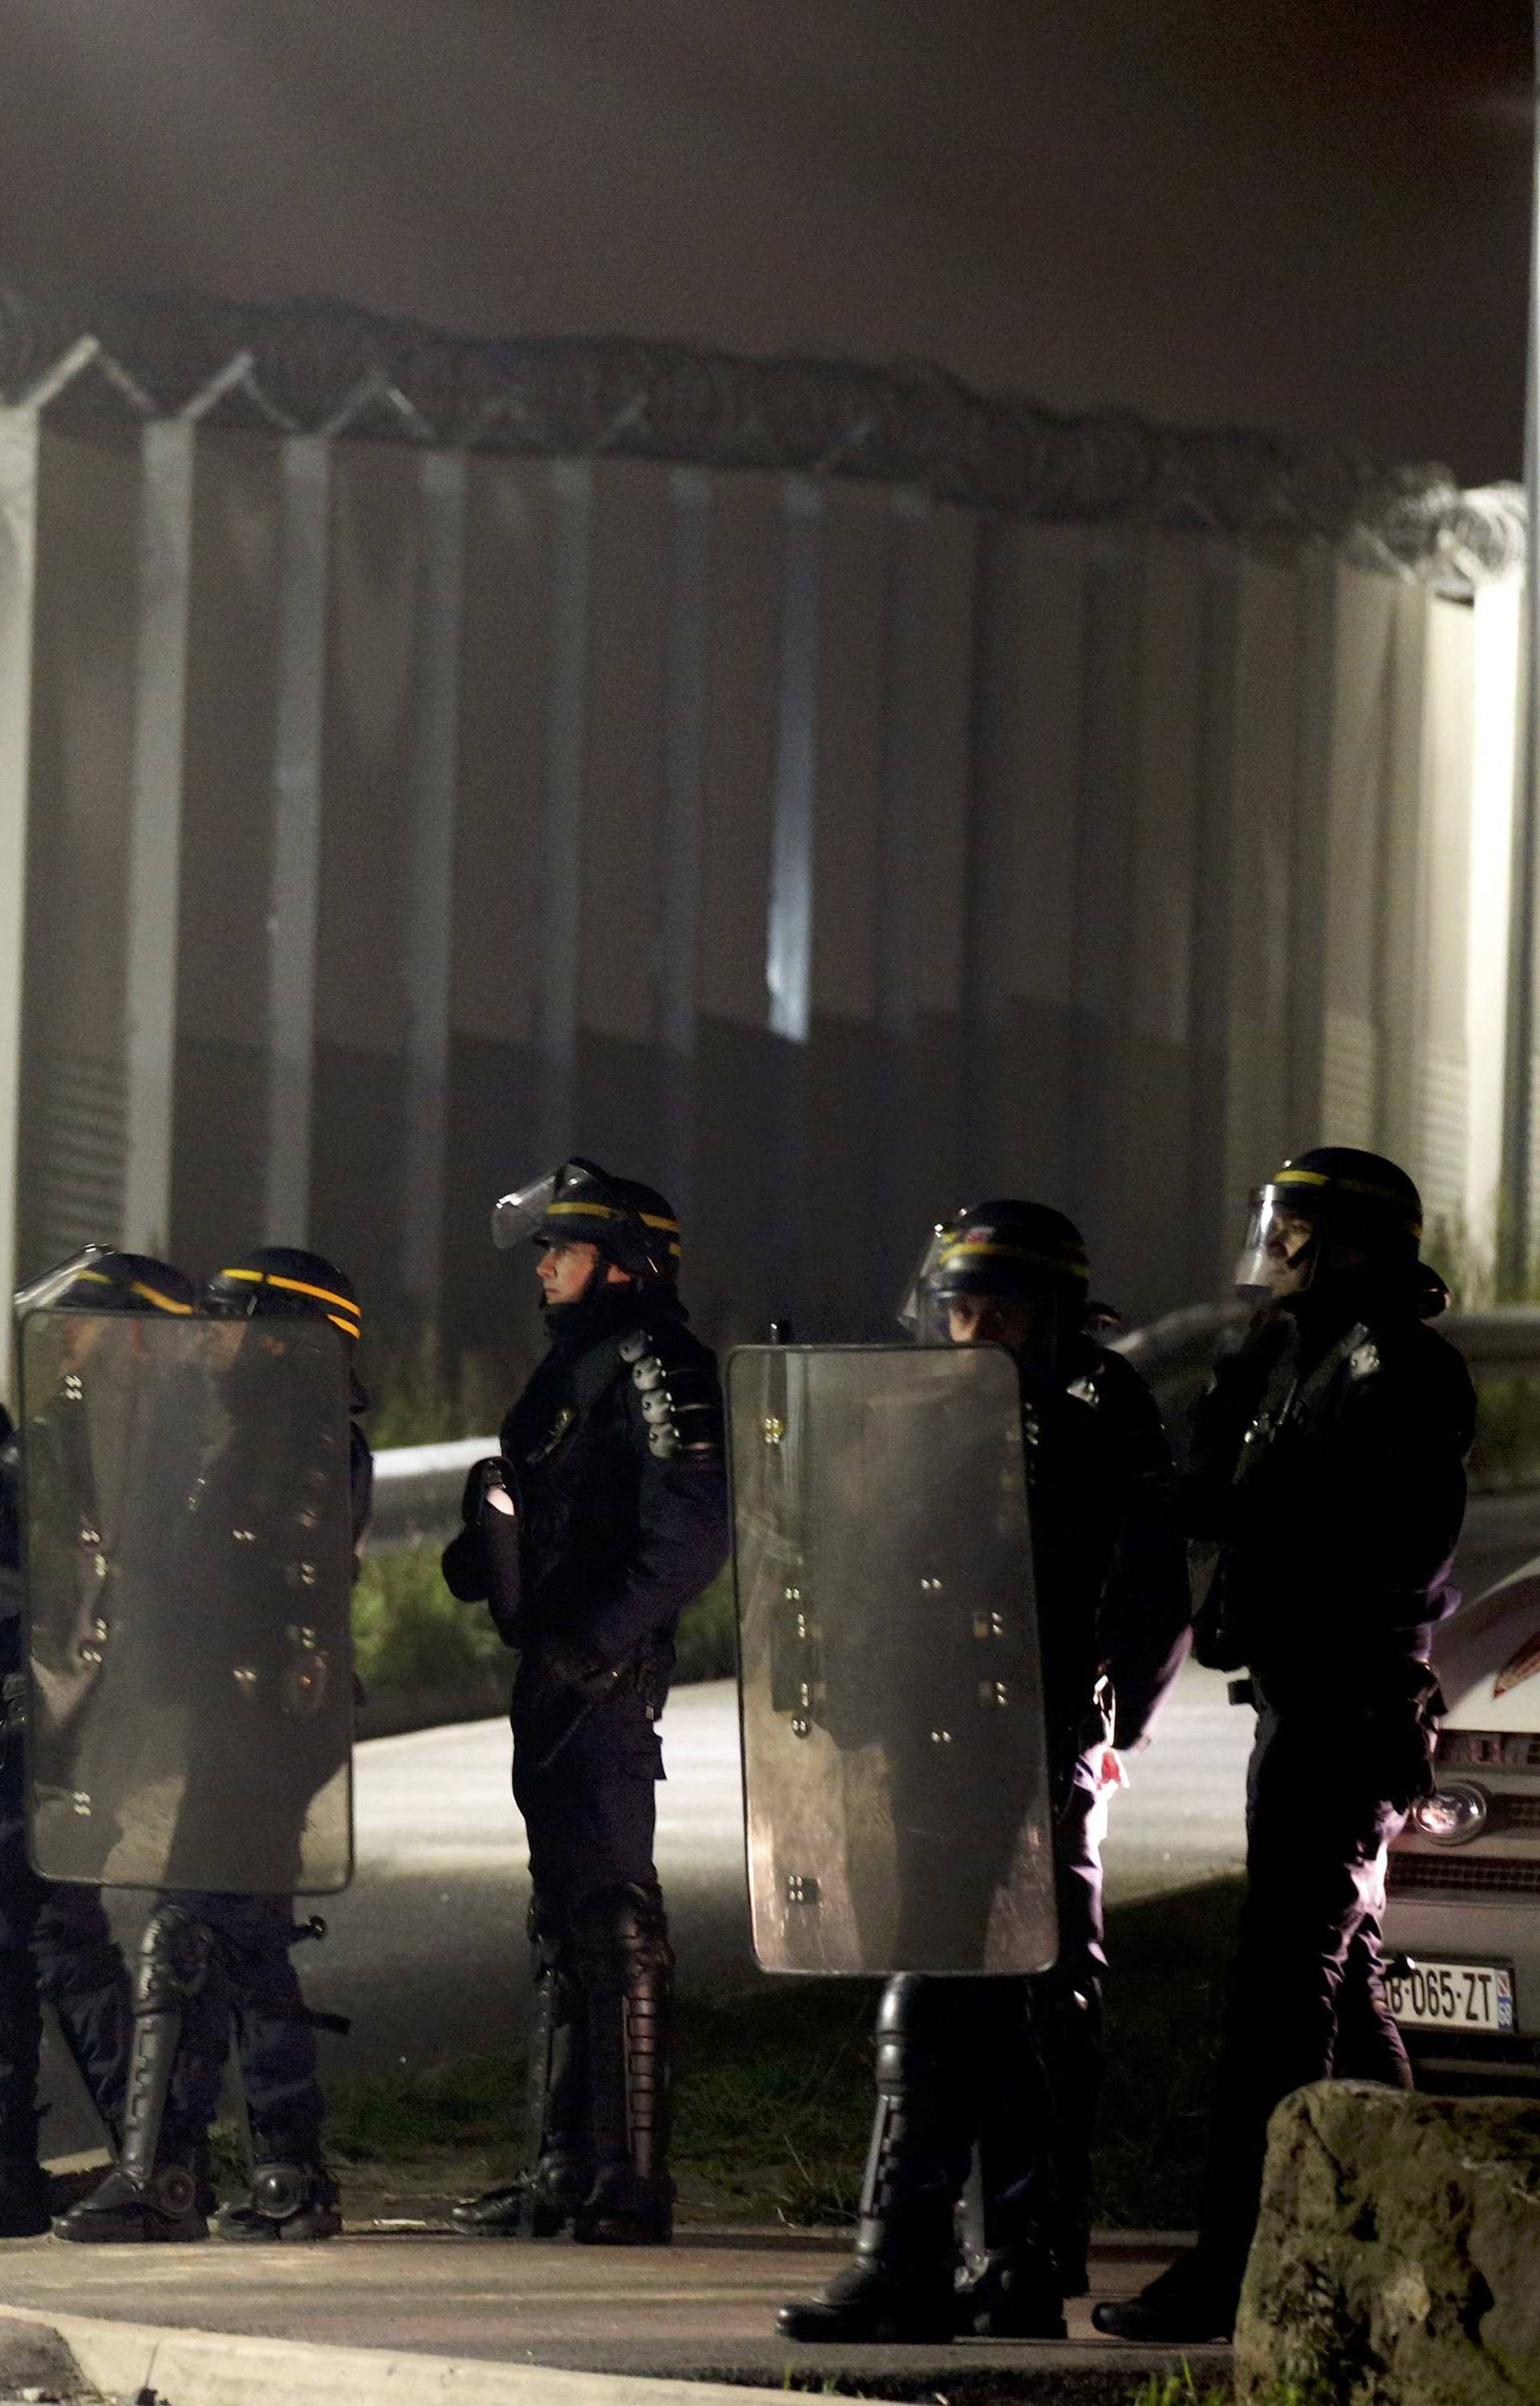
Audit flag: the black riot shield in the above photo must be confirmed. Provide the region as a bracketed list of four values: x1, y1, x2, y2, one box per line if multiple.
[18, 1311, 354, 1894]
[729, 1344, 1058, 1978]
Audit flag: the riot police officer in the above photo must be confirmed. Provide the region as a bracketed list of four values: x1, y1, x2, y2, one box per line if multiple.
[59, 1247, 370, 2245]
[445, 1160, 728, 2246]
[1094, 1147, 1475, 2343]
[0, 1252, 188, 2234]
[779, 1201, 1189, 2343]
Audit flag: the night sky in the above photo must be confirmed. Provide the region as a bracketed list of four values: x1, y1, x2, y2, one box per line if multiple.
[0, 0, 1530, 479]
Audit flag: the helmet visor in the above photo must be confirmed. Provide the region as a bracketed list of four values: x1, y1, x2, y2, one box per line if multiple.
[491, 1166, 567, 1252]
[14, 1249, 107, 1318]
[1234, 1186, 1320, 1298]
[897, 1227, 952, 1341]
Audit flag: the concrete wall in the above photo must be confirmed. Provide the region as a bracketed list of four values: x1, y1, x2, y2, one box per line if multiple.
[0, 408, 1519, 1394]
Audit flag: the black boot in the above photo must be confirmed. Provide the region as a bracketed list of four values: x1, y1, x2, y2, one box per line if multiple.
[55, 1903, 211, 2246]
[962, 2246, 1067, 2340]
[776, 2209, 959, 2343]
[0, 2156, 50, 2240]
[570, 1884, 674, 2245]
[1091, 2250, 1238, 2343]
[453, 1901, 593, 2238]
[777, 1979, 965, 2343]
[55, 2159, 208, 2244]
[216, 2159, 342, 2242]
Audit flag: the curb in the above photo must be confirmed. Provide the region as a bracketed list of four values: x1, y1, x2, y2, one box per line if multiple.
[0, 2304, 798, 2406]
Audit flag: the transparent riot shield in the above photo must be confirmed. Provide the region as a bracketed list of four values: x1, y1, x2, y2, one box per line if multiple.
[18, 1311, 354, 1894]
[729, 1344, 1057, 1976]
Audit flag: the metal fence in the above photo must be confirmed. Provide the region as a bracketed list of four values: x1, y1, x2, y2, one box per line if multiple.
[369, 1310, 1540, 1613]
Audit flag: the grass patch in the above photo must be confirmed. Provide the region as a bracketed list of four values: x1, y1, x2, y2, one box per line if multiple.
[674, 1571, 737, 1683]
[363, 1327, 519, 1450]
[1123, 2382, 1323, 2406]
[1096, 1877, 1242, 2229]
[352, 1542, 509, 1696]
[318, 1879, 1242, 2229]
[353, 1549, 736, 1701]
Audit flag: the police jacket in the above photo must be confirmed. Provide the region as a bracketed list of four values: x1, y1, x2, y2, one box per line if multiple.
[1022, 1336, 1189, 1755]
[443, 1287, 728, 1692]
[1184, 1276, 1477, 1710]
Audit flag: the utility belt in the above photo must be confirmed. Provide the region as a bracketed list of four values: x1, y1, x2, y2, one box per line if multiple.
[1227, 1656, 1442, 1808]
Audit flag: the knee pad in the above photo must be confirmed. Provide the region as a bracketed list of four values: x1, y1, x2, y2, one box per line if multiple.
[571, 1884, 672, 1981]
[874, 1976, 960, 2096]
[135, 1902, 212, 2014]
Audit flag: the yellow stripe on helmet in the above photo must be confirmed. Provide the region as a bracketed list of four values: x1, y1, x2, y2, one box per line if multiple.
[217, 1267, 363, 1327]
[1270, 1171, 1421, 1231]
[545, 1201, 681, 1235]
[940, 1237, 1090, 1280]
[71, 1266, 191, 1313]
[129, 1282, 193, 1315]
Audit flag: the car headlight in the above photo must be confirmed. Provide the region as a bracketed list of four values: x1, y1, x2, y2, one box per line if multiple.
[1411, 1784, 1489, 1845]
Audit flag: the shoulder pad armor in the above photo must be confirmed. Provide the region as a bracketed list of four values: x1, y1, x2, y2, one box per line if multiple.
[623, 1327, 724, 1463]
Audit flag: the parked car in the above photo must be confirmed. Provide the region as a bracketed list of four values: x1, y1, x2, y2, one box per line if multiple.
[1384, 1556, 1540, 2094]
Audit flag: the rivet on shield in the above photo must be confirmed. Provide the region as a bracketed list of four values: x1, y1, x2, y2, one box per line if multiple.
[64, 1376, 83, 1402]
[71, 1791, 91, 1816]
[972, 1613, 1007, 1640]
[233, 1666, 258, 1690]
[791, 1716, 811, 1738]
[763, 1416, 785, 1446]
[786, 1875, 821, 1905]
[979, 1681, 1010, 1707]
[92, 1554, 107, 1580]
[78, 1644, 103, 1666]
[79, 1525, 100, 1547]
[784, 1584, 802, 1601]
[920, 1576, 943, 1592]
[930, 1729, 954, 1744]
[233, 1528, 255, 1543]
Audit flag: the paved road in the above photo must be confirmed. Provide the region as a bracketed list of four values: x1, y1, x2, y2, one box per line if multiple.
[296, 1655, 1254, 2077]
[42, 1659, 1253, 2148]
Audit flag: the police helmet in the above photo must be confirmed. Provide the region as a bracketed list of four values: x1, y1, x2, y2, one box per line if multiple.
[898, 1200, 1089, 1341]
[202, 1248, 363, 1341]
[1234, 1147, 1423, 1300]
[14, 1248, 197, 1319]
[492, 1158, 680, 1287]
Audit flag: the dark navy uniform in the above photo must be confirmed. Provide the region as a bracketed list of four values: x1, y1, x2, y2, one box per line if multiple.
[1096, 1146, 1475, 2344]
[782, 1202, 1189, 2344]
[59, 1248, 370, 2246]
[156, 1410, 371, 2209]
[0, 1414, 130, 2227]
[1178, 1294, 1473, 2299]
[448, 1164, 727, 2247]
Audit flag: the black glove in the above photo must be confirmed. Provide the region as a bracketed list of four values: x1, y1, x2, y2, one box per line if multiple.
[528, 1638, 622, 1698]
[440, 1457, 520, 1611]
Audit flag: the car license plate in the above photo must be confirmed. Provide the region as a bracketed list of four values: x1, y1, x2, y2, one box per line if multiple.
[1385, 1959, 1515, 2034]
